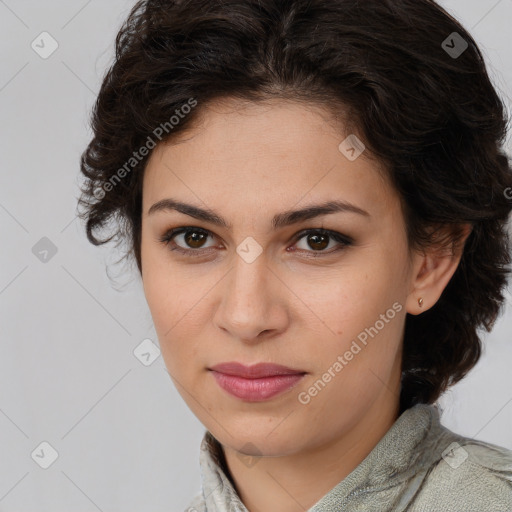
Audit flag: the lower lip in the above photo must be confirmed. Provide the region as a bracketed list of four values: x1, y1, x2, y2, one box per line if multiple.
[210, 371, 305, 401]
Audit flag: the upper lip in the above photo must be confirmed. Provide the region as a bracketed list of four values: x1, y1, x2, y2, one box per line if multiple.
[209, 362, 306, 378]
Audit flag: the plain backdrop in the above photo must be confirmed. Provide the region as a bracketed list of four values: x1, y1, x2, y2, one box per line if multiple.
[0, 1, 511, 511]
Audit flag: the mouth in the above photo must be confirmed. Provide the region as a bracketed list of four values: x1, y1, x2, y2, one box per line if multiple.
[208, 362, 307, 402]
[209, 361, 306, 378]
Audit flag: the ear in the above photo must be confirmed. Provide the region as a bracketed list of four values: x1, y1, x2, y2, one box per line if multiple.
[406, 223, 473, 315]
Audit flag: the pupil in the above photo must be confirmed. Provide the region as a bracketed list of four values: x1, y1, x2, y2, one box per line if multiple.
[309, 234, 328, 250]
[186, 231, 206, 248]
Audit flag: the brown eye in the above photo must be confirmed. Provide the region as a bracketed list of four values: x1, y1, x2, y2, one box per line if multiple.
[159, 227, 216, 254]
[293, 229, 352, 255]
[183, 230, 209, 248]
[304, 233, 329, 251]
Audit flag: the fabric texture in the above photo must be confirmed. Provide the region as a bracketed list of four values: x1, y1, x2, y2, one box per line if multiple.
[184, 403, 512, 511]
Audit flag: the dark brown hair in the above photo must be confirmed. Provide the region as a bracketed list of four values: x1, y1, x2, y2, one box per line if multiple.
[77, 0, 512, 413]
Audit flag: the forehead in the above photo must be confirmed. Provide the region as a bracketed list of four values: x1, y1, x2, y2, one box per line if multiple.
[142, 99, 399, 225]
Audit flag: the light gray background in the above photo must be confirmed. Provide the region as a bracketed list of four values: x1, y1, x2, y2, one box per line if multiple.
[0, 1, 511, 511]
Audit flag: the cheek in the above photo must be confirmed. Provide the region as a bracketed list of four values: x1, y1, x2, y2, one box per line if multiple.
[143, 273, 173, 325]
[303, 265, 403, 371]
[303, 267, 388, 336]
[142, 266, 186, 358]
[142, 240, 183, 323]
[142, 268, 207, 370]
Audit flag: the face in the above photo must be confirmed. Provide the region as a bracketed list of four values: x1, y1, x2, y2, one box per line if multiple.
[141, 98, 416, 457]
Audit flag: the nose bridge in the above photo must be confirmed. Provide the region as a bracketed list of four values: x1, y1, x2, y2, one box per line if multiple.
[216, 249, 284, 339]
[226, 251, 270, 311]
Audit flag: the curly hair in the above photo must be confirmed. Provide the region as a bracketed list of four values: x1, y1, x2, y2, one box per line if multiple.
[77, 0, 512, 413]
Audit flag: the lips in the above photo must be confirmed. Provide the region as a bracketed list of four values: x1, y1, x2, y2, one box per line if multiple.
[209, 361, 306, 378]
[208, 362, 307, 401]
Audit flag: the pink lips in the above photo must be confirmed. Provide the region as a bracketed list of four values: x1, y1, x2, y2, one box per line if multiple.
[209, 362, 306, 402]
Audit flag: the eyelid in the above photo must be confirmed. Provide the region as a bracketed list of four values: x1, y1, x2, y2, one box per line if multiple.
[159, 226, 353, 257]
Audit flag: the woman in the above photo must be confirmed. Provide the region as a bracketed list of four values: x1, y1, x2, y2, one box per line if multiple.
[77, 0, 512, 510]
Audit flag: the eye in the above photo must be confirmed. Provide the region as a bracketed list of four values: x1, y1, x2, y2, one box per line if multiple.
[158, 227, 353, 257]
[291, 228, 353, 256]
[159, 227, 217, 256]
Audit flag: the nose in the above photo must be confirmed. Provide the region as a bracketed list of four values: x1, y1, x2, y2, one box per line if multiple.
[213, 254, 289, 343]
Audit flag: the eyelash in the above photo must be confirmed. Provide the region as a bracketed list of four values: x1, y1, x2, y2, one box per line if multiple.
[158, 227, 353, 258]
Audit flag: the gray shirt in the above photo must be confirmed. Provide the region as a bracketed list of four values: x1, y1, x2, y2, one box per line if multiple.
[185, 403, 512, 511]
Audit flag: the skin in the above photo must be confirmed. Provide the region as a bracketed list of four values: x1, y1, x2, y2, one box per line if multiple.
[140, 98, 471, 512]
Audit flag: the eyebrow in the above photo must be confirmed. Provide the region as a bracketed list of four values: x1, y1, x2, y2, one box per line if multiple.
[147, 198, 370, 229]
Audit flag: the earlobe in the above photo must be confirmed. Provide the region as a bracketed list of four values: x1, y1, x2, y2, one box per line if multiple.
[405, 254, 431, 315]
[406, 290, 428, 316]
[407, 254, 458, 315]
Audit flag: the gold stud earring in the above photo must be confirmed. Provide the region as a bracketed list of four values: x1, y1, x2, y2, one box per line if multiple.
[418, 297, 424, 307]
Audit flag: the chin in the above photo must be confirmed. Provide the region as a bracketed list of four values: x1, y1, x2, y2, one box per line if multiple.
[214, 422, 305, 457]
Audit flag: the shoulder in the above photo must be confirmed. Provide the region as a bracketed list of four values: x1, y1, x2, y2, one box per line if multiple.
[411, 437, 512, 512]
[183, 492, 206, 512]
